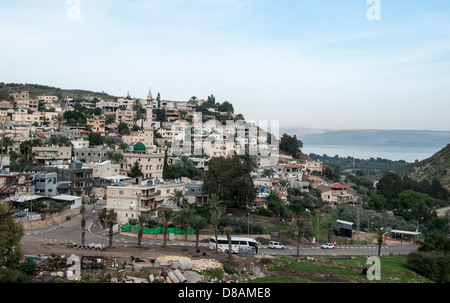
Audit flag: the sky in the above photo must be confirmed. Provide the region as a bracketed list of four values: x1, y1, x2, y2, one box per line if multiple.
[1, 0, 450, 131]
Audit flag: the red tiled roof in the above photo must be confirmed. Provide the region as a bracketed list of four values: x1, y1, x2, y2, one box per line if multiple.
[254, 198, 266, 203]
[275, 192, 287, 197]
[36, 133, 46, 138]
[332, 183, 347, 190]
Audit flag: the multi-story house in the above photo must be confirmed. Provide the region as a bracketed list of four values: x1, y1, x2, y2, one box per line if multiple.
[115, 109, 136, 129]
[87, 119, 106, 133]
[106, 184, 161, 224]
[32, 146, 72, 165]
[36, 162, 93, 197]
[12, 112, 45, 124]
[73, 146, 109, 163]
[320, 183, 354, 206]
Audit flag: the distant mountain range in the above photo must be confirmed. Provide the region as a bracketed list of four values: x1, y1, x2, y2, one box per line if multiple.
[280, 126, 450, 148]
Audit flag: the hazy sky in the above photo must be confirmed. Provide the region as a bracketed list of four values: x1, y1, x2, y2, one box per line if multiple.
[1, 1, 450, 130]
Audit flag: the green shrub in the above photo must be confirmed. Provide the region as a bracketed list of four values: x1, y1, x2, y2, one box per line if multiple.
[407, 251, 450, 283]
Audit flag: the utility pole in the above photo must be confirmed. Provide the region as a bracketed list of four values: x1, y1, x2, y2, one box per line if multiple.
[357, 198, 361, 244]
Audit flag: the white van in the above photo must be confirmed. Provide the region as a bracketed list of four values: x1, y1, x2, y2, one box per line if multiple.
[269, 241, 285, 249]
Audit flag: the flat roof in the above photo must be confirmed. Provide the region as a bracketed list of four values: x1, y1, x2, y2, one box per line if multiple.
[51, 194, 82, 201]
[336, 219, 354, 226]
[12, 195, 45, 202]
[389, 229, 421, 235]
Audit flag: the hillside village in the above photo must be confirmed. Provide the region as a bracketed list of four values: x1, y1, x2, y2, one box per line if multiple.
[1, 83, 449, 284]
[0, 85, 358, 228]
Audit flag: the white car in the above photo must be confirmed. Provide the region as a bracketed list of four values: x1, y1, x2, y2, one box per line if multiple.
[321, 243, 335, 249]
[269, 241, 285, 249]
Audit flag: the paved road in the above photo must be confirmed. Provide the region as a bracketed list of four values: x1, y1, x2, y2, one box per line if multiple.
[21, 200, 419, 256]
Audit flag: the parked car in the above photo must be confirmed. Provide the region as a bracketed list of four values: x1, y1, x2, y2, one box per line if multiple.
[321, 243, 335, 249]
[269, 241, 285, 249]
[14, 211, 27, 218]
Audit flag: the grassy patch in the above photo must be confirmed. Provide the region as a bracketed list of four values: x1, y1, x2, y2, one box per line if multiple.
[251, 255, 433, 283]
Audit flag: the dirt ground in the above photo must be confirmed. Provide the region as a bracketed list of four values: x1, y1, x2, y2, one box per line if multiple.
[19, 239, 233, 265]
[19, 239, 266, 283]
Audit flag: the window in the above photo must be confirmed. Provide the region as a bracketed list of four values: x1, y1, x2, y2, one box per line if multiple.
[119, 190, 124, 195]
[110, 189, 115, 194]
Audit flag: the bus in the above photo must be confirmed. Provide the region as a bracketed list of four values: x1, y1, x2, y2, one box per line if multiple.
[209, 237, 259, 254]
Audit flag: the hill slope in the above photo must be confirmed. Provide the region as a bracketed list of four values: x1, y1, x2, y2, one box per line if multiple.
[0, 82, 114, 100]
[397, 144, 450, 186]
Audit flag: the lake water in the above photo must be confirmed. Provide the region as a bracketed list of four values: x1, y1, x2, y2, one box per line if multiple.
[301, 144, 444, 163]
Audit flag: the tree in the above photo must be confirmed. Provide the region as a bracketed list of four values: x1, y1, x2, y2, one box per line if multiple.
[87, 132, 102, 147]
[218, 101, 234, 113]
[80, 205, 86, 246]
[130, 161, 143, 178]
[203, 156, 256, 208]
[118, 142, 129, 153]
[105, 209, 117, 249]
[225, 227, 233, 262]
[106, 151, 123, 164]
[117, 122, 130, 135]
[295, 218, 306, 256]
[376, 172, 404, 204]
[368, 195, 386, 212]
[203, 193, 225, 217]
[0, 202, 24, 282]
[267, 191, 286, 218]
[162, 148, 169, 180]
[373, 227, 386, 257]
[169, 190, 188, 208]
[137, 215, 145, 248]
[162, 208, 173, 248]
[19, 139, 42, 160]
[210, 211, 222, 252]
[395, 190, 436, 223]
[190, 215, 208, 250]
[279, 133, 303, 158]
[174, 208, 195, 241]
[0, 136, 14, 154]
[104, 137, 116, 149]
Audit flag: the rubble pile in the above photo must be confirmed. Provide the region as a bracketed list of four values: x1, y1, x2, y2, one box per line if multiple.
[192, 259, 223, 271]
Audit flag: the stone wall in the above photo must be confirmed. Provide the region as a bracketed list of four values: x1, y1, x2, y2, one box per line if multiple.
[20, 208, 81, 231]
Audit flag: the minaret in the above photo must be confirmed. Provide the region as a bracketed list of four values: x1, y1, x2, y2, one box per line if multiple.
[147, 86, 153, 102]
[143, 87, 154, 151]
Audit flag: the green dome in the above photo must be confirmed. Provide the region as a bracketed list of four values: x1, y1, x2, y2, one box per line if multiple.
[133, 142, 146, 153]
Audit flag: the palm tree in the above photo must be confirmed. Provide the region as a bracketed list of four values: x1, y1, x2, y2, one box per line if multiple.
[0, 136, 14, 154]
[106, 209, 117, 249]
[190, 215, 208, 250]
[295, 218, 306, 256]
[209, 210, 222, 252]
[137, 215, 145, 248]
[204, 193, 225, 216]
[118, 142, 130, 153]
[374, 227, 386, 256]
[162, 208, 173, 248]
[174, 208, 195, 241]
[169, 190, 189, 208]
[80, 205, 86, 246]
[225, 227, 233, 262]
